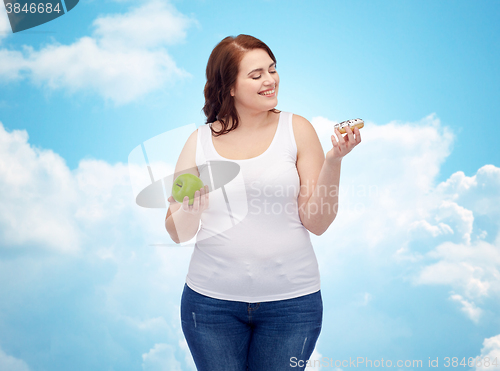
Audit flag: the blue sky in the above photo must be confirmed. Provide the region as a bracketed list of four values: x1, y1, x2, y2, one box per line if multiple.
[1, 1, 500, 370]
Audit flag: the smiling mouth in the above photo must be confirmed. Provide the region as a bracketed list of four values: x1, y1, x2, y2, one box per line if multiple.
[259, 89, 275, 96]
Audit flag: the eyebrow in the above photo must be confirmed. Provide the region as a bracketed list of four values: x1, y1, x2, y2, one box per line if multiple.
[247, 62, 276, 76]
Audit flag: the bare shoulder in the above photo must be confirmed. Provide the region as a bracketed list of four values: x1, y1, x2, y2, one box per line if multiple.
[292, 114, 317, 135]
[292, 114, 321, 158]
[292, 113, 312, 129]
[174, 127, 199, 179]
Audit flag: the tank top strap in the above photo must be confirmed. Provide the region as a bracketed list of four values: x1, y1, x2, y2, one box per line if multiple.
[195, 123, 215, 168]
[267, 111, 297, 162]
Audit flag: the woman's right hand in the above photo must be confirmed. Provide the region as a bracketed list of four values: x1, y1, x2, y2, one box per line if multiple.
[168, 185, 210, 216]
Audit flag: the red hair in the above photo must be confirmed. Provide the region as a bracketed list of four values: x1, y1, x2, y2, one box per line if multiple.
[203, 34, 279, 137]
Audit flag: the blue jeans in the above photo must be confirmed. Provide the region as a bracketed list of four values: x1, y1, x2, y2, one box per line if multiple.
[180, 283, 322, 371]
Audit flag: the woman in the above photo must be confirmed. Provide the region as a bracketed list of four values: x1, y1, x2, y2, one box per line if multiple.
[165, 34, 361, 371]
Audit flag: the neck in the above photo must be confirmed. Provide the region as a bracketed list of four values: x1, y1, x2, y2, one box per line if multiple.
[232, 106, 275, 132]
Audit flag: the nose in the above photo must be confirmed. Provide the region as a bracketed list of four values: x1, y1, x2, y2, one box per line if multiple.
[263, 72, 276, 86]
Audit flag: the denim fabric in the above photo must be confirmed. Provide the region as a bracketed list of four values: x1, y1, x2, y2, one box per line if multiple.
[181, 283, 322, 371]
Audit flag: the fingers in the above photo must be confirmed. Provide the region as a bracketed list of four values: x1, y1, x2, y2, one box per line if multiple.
[341, 126, 361, 147]
[330, 124, 361, 162]
[194, 186, 207, 212]
[332, 128, 340, 147]
[354, 126, 362, 143]
[198, 185, 210, 211]
[345, 125, 355, 143]
[332, 128, 347, 152]
[182, 186, 210, 213]
[182, 195, 190, 210]
[331, 125, 361, 156]
[193, 190, 201, 212]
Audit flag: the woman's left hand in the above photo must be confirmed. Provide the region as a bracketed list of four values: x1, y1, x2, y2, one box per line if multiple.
[325, 126, 361, 167]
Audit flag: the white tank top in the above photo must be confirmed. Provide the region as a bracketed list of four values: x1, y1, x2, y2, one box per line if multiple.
[186, 111, 321, 302]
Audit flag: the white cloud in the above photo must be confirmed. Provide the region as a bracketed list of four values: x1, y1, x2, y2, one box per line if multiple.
[313, 113, 454, 195]
[305, 348, 326, 370]
[0, 49, 26, 81]
[0, 1, 194, 105]
[0, 9, 10, 44]
[408, 220, 454, 238]
[414, 237, 500, 299]
[310, 113, 455, 257]
[449, 293, 483, 323]
[475, 334, 500, 371]
[410, 164, 500, 318]
[435, 165, 500, 219]
[434, 201, 474, 244]
[0, 118, 193, 368]
[0, 347, 30, 371]
[310, 113, 500, 327]
[398, 199, 475, 246]
[0, 118, 188, 254]
[142, 343, 182, 371]
[0, 122, 81, 253]
[436, 170, 478, 197]
[93, 1, 192, 50]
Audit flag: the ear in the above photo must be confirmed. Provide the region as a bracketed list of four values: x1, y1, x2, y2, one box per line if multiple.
[230, 88, 235, 97]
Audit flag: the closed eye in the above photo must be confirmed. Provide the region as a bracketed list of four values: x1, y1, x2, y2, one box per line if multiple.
[252, 70, 277, 80]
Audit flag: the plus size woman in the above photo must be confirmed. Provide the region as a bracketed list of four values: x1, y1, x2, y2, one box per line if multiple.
[165, 34, 361, 371]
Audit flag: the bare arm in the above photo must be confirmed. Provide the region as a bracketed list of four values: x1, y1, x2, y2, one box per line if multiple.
[293, 115, 360, 236]
[166, 188, 208, 244]
[165, 128, 209, 244]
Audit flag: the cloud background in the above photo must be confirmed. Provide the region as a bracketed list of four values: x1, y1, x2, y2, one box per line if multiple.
[0, 1, 193, 104]
[1, 0, 499, 370]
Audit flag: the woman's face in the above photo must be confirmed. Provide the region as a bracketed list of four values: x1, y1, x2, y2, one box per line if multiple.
[230, 48, 279, 114]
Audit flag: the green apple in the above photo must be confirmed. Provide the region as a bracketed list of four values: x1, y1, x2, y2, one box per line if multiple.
[171, 173, 205, 205]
